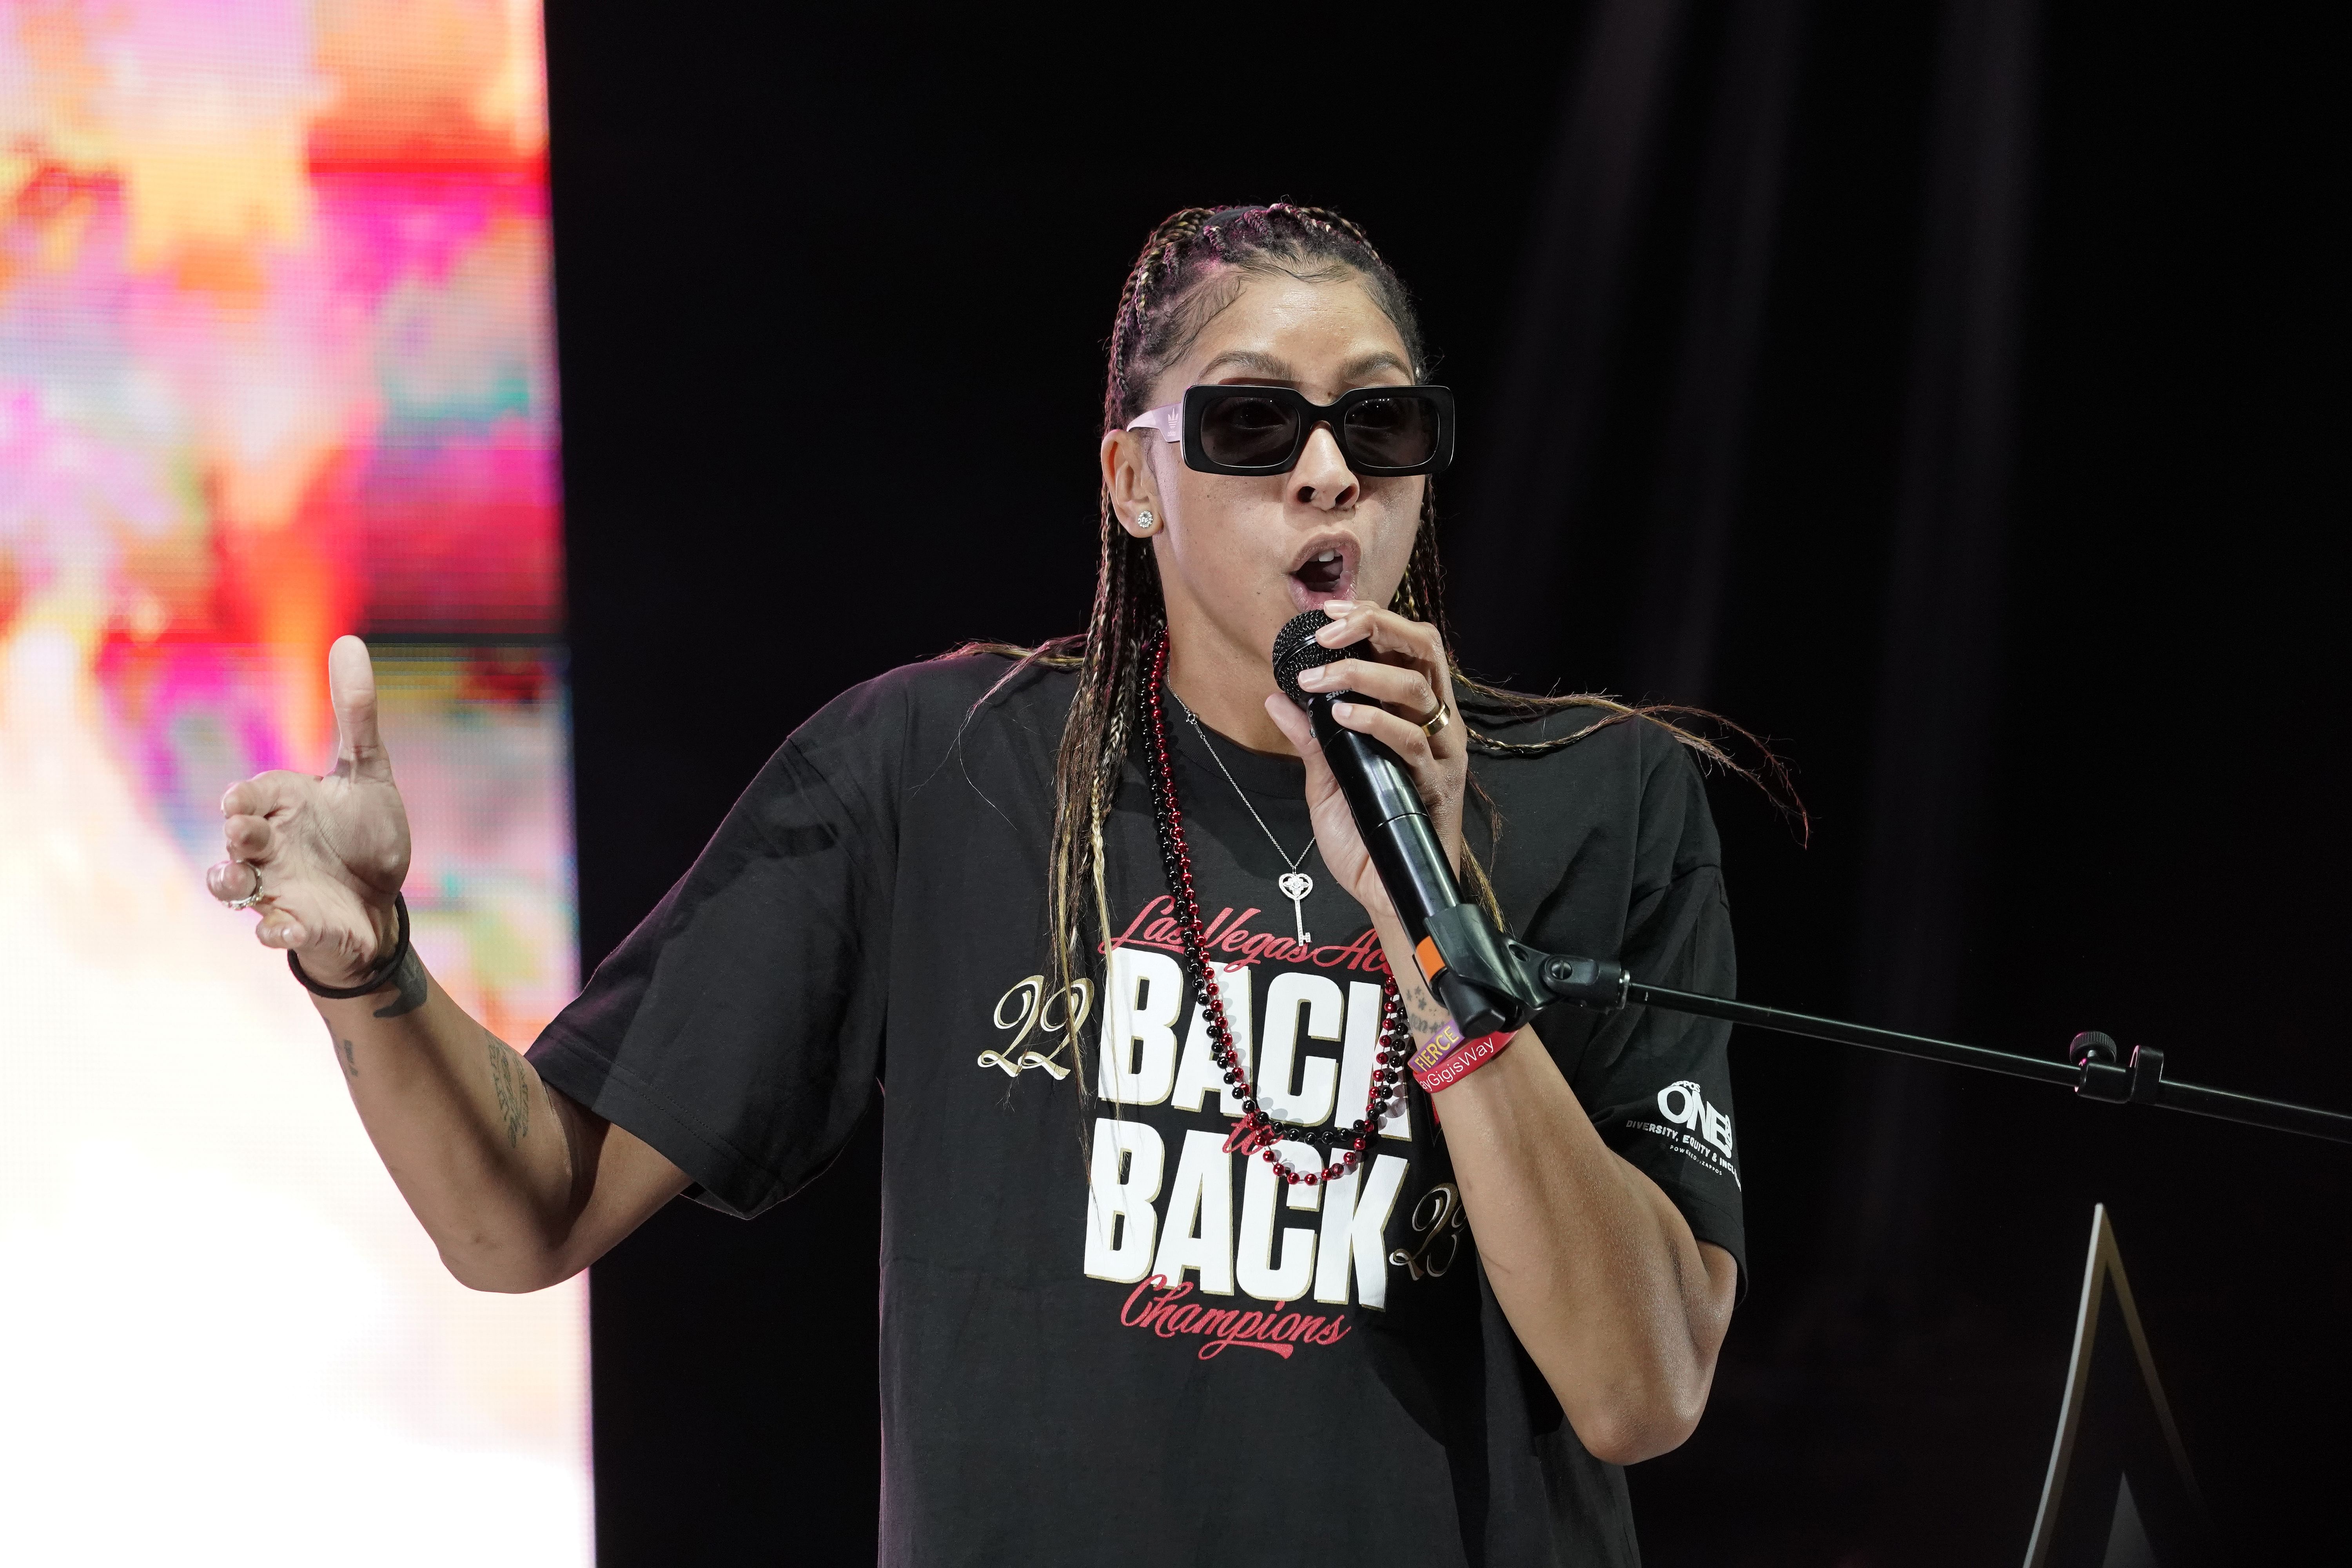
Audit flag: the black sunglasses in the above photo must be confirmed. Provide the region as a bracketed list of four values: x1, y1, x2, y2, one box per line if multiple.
[1127, 384, 1456, 477]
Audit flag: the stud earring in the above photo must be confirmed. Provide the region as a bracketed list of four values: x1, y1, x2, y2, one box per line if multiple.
[1135, 509, 1158, 534]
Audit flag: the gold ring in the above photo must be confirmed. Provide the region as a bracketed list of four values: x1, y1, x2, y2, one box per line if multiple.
[1421, 705, 1451, 739]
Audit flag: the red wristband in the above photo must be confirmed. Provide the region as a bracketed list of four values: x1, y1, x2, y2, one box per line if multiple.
[1409, 1026, 1515, 1093]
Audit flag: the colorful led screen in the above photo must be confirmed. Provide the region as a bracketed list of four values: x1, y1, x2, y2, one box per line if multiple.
[0, 3, 586, 1561]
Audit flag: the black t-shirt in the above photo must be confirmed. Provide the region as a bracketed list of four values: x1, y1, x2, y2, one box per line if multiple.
[530, 653, 1743, 1567]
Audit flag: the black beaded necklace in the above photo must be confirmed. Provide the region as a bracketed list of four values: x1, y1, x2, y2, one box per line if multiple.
[1140, 633, 1412, 1186]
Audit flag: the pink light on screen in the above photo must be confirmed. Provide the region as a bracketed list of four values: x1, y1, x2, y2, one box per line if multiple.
[0, 4, 587, 1562]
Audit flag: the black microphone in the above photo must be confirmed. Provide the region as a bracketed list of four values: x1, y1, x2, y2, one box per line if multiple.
[1271, 612, 1537, 1036]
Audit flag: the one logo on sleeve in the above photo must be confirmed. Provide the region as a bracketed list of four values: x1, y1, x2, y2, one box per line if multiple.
[1629, 1080, 1740, 1184]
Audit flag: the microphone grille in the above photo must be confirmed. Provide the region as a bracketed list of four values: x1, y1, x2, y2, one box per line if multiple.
[1271, 611, 1356, 708]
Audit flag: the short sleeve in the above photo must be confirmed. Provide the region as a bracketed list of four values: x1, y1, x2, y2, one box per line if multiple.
[526, 677, 900, 1218]
[1536, 736, 1747, 1292]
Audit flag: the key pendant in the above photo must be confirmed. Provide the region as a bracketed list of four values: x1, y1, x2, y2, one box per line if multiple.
[1277, 871, 1314, 945]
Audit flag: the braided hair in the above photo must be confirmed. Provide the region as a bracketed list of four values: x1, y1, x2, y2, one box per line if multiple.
[965, 203, 1799, 1106]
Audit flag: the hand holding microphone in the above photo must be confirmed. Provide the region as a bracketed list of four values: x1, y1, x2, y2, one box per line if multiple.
[1259, 603, 1466, 909]
[1261, 605, 1536, 1041]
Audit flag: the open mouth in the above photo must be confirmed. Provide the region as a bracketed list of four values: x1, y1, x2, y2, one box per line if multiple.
[1296, 550, 1345, 593]
[1287, 539, 1357, 608]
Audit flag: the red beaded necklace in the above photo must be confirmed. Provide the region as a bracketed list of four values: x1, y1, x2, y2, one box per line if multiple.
[1140, 633, 1411, 1187]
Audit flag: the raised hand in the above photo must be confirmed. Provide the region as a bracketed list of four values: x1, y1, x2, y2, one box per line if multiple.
[207, 635, 412, 989]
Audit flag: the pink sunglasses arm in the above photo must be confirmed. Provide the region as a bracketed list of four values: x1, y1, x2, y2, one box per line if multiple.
[1123, 403, 1183, 441]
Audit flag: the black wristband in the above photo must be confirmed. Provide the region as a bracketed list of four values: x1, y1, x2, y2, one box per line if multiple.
[289, 892, 411, 1000]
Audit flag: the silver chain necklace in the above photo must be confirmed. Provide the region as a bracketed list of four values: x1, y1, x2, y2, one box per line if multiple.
[1170, 692, 1319, 944]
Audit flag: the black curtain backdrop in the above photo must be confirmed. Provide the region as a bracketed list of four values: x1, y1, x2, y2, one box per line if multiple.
[543, 4, 2348, 1563]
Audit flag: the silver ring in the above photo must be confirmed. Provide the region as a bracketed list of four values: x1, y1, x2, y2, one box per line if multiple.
[222, 864, 265, 911]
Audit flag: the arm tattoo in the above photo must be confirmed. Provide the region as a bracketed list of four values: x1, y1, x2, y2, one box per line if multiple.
[1396, 959, 1459, 1045]
[371, 945, 428, 1020]
[337, 1037, 359, 1079]
[485, 1032, 532, 1148]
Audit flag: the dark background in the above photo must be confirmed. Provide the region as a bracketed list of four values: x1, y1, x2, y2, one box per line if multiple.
[543, 2, 2347, 1563]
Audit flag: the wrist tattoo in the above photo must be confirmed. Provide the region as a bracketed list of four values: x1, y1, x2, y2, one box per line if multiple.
[337, 1036, 359, 1079]
[1396, 961, 1457, 1044]
[370, 946, 428, 1020]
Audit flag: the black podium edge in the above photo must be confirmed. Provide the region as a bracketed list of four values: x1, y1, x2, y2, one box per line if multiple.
[2021, 1203, 2209, 1566]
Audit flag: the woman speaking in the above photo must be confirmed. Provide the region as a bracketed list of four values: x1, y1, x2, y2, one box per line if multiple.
[209, 204, 1746, 1565]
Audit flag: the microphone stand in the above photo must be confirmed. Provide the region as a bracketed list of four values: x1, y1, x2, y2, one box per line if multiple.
[1418, 908, 2352, 1145]
[1620, 976, 2351, 1144]
[1271, 619, 2347, 1146]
